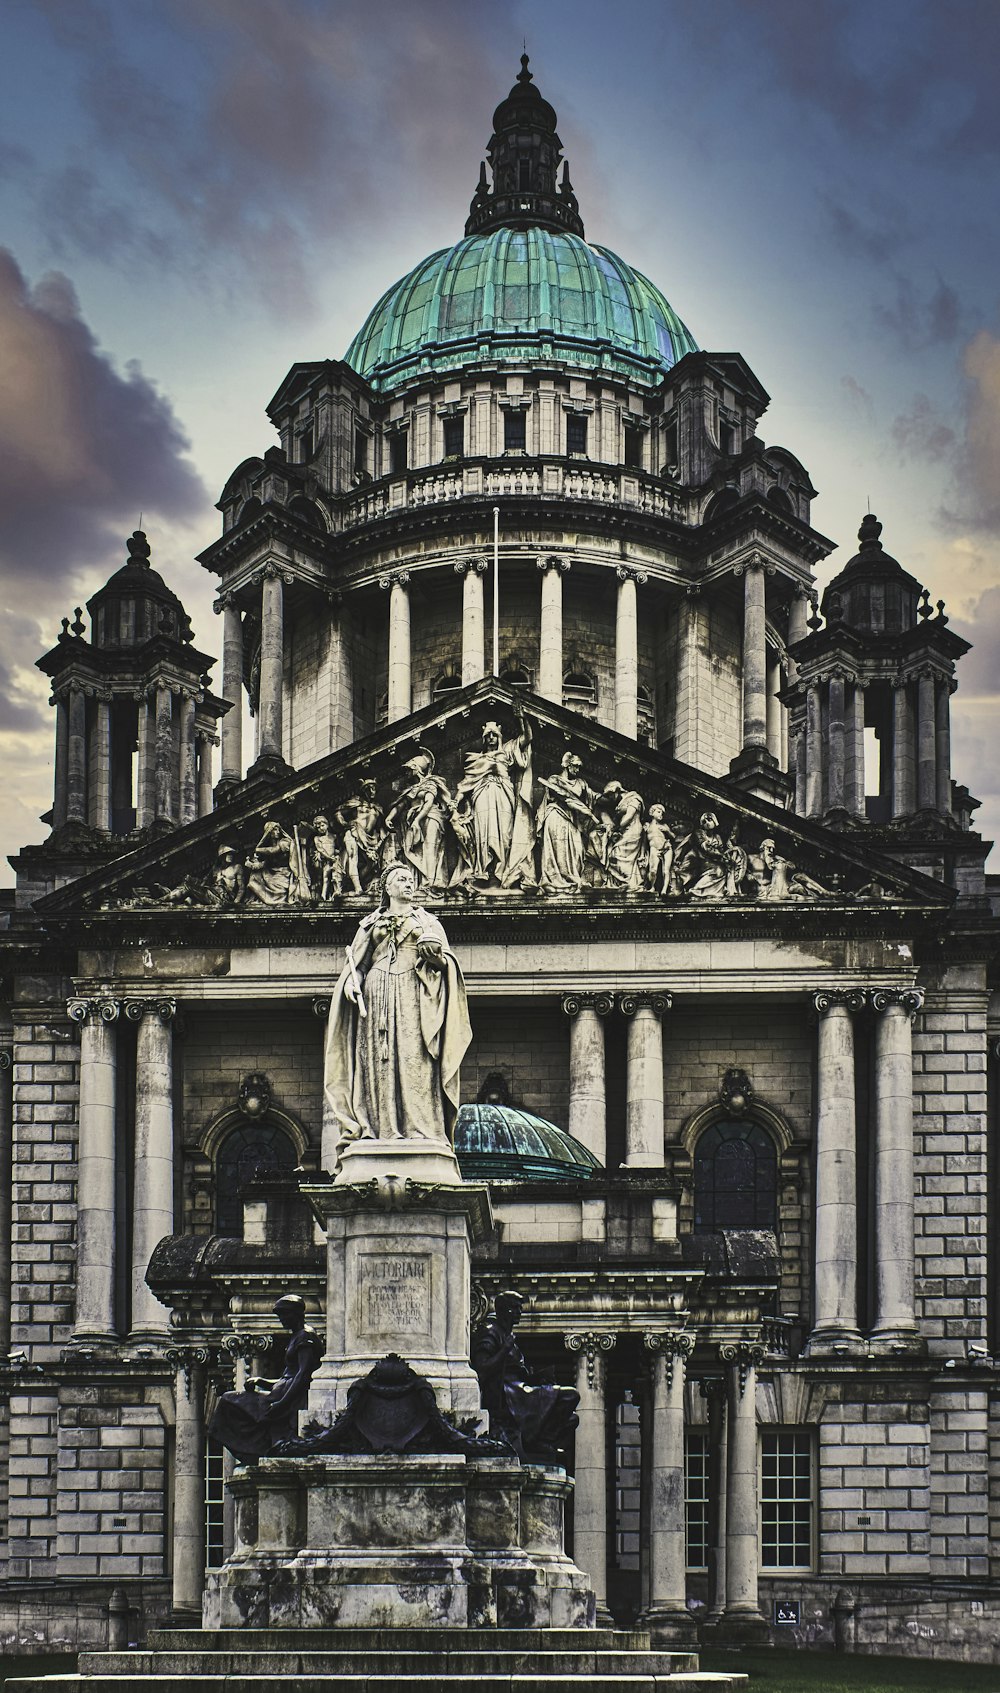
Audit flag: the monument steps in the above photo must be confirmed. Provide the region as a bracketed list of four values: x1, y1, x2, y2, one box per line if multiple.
[9, 1676, 748, 1693]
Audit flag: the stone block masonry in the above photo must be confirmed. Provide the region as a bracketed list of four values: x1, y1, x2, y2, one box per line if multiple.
[819, 1400, 930, 1580]
[10, 1019, 80, 1365]
[56, 1390, 168, 1580]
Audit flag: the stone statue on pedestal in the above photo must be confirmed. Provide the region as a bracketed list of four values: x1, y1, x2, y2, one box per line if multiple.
[324, 863, 472, 1154]
[472, 1289, 579, 1461]
[209, 1294, 322, 1462]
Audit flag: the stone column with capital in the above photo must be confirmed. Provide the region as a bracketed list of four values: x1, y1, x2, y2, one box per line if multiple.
[566, 1332, 615, 1625]
[717, 1343, 766, 1640]
[805, 682, 823, 817]
[741, 560, 768, 752]
[382, 570, 412, 722]
[870, 988, 925, 1353]
[67, 685, 88, 823]
[455, 558, 487, 686]
[935, 679, 952, 815]
[561, 992, 612, 1165]
[197, 735, 214, 818]
[916, 670, 937, 811]
[179, 693, 198, 825]
[827, 673, 846, 811]
[128, 998, 176, 1338]
[641, 1333, 697, 1644]
[808, 991, 864, 1353]
[170, 1352, 208, 1619]
[154, 684, 175, 822]
[219, 598, 244, 785]
[52, 693, 70, 830]
[892, 677, 916, 816]
[538, 555, 570, 703]
[88, 697, 113, 832]
[258, 568, 286, 765]
[68, 998, 119, 1339]
[845, 680, 866, 818]
[615, 567, 646, 738]
[621, 993, 670, 1168]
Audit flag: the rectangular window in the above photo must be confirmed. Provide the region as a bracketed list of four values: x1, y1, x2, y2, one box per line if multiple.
[443, 415, 464, 459]
[504, 409, 527, 452]
[624, 425, 644, 469]
[298, 427, 313, 463]
[685, 1428, 709, 1570]
[760, 1430, 813, 1569]
[205, 1435, 226, 1568]
[664, 418, 679, 470]
[389, 432, 408, 476]
[354, 429, 368, 475]
[566, 414, 588, 456]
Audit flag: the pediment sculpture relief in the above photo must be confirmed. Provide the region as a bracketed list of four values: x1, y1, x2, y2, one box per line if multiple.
[101, 706, 890, 912]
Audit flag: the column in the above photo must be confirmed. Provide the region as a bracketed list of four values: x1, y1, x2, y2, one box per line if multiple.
[808, 991, 863, 1352]
[53, 695, 70, 829]
[88, 696, 112, 832]
[154, 684, 174, 822]
[171, 1357, 206, 1619]
[935, 679, 952, 815]
[136, 692, 155, 828]
[786, 586, 811, 675]
[701, 1377, 727, 1623]
[456, 558, 486, 686]
[538, 556, 569, 703]
[621, 993, 670, 1168]
[846, 681, 866, 818]
[765, 653, 782, 763]
[220, 599, 243, 783]
[67, 999, 118, 1339]
[804, 683, 823, 817]
[719, 1343, 765, 1635]
[128, 999, 176, 1338]
[641, 1333, 696, 1643]
[827, 672, 846, 810]
[179, 694, 198, 825]
[870, 989, 924, 1352]
[197, 736, 213, 818]
[740, 560, 767, 751]
[916, 670, 937, 811]
[382, 570, 412, 722]
[566, 1332, 615, 1625]
[891, 677, 915, 816]
[258, 568, 285, 760]
[615, 567, 645, 738]
[561, 993, 611, 1165]
[67, 685, 87, 823]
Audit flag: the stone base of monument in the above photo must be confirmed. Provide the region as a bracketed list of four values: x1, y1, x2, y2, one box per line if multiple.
[301, 1158, 492, 1423]
[203, 1452, 593, 1631]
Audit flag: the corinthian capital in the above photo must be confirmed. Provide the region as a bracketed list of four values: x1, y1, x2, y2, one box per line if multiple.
[565, 1330, 615, 1387]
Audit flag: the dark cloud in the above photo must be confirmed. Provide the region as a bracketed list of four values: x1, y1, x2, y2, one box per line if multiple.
[18, 0, 511, 315]
[841, 374, 874, 421]
[875, 277, 964, 352]
[891, 394, 956, 462]
[824, 198, 909, 267]
[0, 245, 208, 597]
[0, 656, 47, 733]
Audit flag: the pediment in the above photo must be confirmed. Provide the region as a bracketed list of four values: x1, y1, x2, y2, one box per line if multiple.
[38, 680, 950, 926]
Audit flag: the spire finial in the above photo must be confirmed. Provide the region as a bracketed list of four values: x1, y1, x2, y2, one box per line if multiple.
[518, 52, 532, 84]
[858, 512, 883, 552]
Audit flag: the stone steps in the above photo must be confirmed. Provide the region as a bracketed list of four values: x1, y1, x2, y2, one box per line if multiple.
[9, 1677, 747, 1693]
[80, 1651, 699, 1675]
[148, 1627, 659, 1651]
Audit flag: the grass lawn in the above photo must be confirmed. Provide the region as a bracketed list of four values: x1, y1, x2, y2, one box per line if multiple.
[701, 1648, 1000, 1693]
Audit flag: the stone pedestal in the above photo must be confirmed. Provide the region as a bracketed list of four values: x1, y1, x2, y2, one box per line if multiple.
[203, 1454, 594, 1632]
[301, 1145, 492, 1422]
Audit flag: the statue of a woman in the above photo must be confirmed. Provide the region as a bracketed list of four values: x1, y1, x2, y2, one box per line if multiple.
[208, 1295, 322, 1462]
[451, 713, 535, 889]
[325, 863, 472, 1150]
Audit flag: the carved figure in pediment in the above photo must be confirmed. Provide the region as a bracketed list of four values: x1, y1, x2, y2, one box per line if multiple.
[246, 820, 310, 906]
[674, 811, 747, 900]
[752, 837, 834, 903]
[584, 782, 619, 885]
[384, 748, 454, 893]
[537, 751, 599, 893]
[336, 779, 387, 894]
[605, 782, 646, 891]
[210, 843, 246, 906]
[452, 713, 535, 889]
[325, 862, 472, 1151]
[643, 803, 677, 896]
[309, 816, 343, 901]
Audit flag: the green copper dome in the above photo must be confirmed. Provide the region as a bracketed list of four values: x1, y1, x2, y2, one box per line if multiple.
[454, 1101, 603, 1183]
[344, 227, 697, 394]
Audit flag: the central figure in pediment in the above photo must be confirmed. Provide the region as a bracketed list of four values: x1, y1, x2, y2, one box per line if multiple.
[451, 709, 536, 889]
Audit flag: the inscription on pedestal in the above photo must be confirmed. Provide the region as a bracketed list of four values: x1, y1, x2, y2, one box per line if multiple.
[358, 1253, 432, 1339]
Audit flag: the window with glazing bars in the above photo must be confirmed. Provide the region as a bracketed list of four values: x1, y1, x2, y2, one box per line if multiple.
[504, 409, 526, 451]
[566, 414, 588, 455]
[760, 1430, 813, 1568]
[443, 416, 464, 458]
[685, 1428, 709, 1570]
[205, 1436, 226, 1568]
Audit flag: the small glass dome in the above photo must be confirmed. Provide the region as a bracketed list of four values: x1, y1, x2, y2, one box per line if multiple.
[454, 1101, 603, 1182]
[345, 226, 697, 394]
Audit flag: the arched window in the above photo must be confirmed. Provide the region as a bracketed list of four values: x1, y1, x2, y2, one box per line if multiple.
[563, 668, 597, 711]
[693, 1118, 777, 1233]
[499, 660, 531, 689]
[215, 1121, 299, 1236]
[433, 669, 462, 701]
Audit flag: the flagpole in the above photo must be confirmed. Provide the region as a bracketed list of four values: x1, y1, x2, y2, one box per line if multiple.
[492, 505, 500, 677]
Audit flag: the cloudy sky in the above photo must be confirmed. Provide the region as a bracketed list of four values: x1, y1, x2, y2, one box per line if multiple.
[1, 0, 998, 878]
